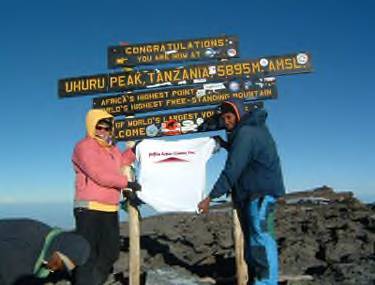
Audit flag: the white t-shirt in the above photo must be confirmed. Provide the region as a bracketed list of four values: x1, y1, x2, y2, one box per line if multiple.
[136, 137, 215, 212]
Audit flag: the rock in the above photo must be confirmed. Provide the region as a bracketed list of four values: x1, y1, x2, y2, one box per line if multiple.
[145, 266, 213, 285]
[54, 186, 375, 284]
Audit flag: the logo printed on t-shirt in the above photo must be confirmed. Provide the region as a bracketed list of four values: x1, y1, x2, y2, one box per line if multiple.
[148, 150, 196, 163]
[155, 157, 189, 163]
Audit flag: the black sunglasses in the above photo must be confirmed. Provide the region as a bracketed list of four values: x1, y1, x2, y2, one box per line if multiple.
[96, 125, 110, 131]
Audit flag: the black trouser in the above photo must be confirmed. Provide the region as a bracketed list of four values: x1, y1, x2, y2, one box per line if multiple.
[73, 208, 120, 285]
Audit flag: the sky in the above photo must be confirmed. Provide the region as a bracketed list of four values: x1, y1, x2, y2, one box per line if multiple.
[0, 0, 374, 227]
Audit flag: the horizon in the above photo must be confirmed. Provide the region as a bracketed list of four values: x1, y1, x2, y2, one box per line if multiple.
[1, 185, 373, 229]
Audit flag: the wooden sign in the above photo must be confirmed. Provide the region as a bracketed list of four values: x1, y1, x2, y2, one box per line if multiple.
[58, 52, 312, 98]
[114, 101, 263, 141]
[93, 78, 277, 116]
[108, 35, 239, 68]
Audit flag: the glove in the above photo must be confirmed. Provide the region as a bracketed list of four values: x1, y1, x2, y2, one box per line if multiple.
[127, 181, 142, 192]
[212, 135, 228, 150]
[126, 140, 136, 149]
[126, 140, 141, 153]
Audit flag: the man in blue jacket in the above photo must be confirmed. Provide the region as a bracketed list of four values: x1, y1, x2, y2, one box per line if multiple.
[198, 98, 285, 285]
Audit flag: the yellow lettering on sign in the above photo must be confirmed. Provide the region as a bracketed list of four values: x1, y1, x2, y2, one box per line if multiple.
[150, 67, 209, 84]
[251, 62, 262, 73]
[114, 121, 125, 129]
[198, 93, 229, 103]
[136, 91, 169, 101]
[218, 38, 225, 46]
[109, 75, 119, 88]
[168, 113, 195, 122]
[126, 118, 155, 127]
[156, 71, 166, 83]
[171, 88, 195, 97]
[120, 37, 232, 56]
[233, 91, 249, 99]
[137, 55, 152, 63]
[127, 74, 136, 86]
[268, 56, 303, 72]
[134, 73, 143, 86]
[268, 60, 276, 71]
[201, 110, 215, 119]
[155, 53, 170, 61]
[111, 75, 124, 88]
[103, 105, 129, 114]
[165, 98, 188, 106]
[118, 128, 146, 139]
[100, 95, 127, 106]
[130, 101, 164, 111]
[201, 67, 210, 78]
[181, 69, 189, 81]
[275, 58, 285, 70]
[64, 77, 106, 94]
[259, 89, 273, 97]
[171, 52, 189, 60]
[146, 65, 212, 84]
[109, 73, 144, 89]
[232, 90, 261, 100]
[147, 72, 155, 83]
[217, 63, 252, 77]
[163, 70, 174, 82]
[186, 67, 198, 79]
[159, 44, 166, 52]
[284, 58, 293, 69]
[190, 50, 200, 58]
[216, 61, 267, 76]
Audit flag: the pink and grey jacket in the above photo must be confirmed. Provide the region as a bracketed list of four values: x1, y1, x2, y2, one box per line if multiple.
[72, 109, 135, 212]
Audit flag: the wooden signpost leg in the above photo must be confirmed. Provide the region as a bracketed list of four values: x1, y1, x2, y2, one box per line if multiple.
[233, 208, 248, 285]
[122, 165, 140, 285]
[128, 199, 140, 285]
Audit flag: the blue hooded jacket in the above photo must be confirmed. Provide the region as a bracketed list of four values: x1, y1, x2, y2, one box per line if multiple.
[209, 98, 285, 203]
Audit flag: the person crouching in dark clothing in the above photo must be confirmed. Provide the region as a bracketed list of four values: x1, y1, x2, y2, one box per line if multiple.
[0, 218, 90, 285]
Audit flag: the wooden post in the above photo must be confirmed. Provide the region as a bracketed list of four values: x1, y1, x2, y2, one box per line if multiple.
[233, 208, 248, 285]
[128, 198, 140, 285]
[122, 165, 140, 285]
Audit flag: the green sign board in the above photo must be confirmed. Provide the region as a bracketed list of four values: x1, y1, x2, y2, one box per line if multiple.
[58, 52, 312, 98]
[108, 35, 239, 68]
[93, 78, 277, 116]
[114, 101, 263, 141]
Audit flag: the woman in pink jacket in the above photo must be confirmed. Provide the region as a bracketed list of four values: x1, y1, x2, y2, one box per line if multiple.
[72, 109, 139, 285]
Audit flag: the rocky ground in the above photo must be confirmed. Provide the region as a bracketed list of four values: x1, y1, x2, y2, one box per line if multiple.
[50, 186, 375, 284]
[113, 186, 375, 285]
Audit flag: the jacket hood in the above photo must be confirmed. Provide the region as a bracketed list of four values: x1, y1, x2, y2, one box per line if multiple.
[86, 109, 114, 139]
[220, 98, 246, 122]
[242, 107, 268, 126]
[220, 98, 267, 126]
